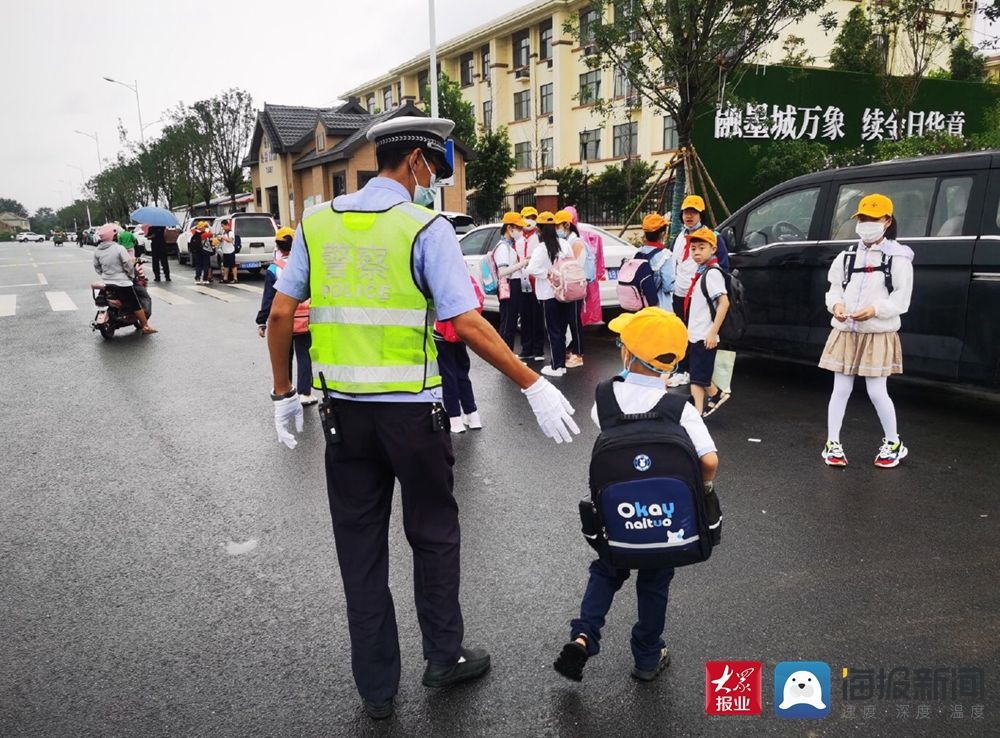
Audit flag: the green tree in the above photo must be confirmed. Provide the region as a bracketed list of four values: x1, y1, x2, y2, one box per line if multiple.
[167, 103, 215, 208]
[590, 159, 658, 220]
[421, 72, 477, 148]
[949, 38, 987, 82]
[749, 140, 831, 194]
[193, 88, 256, 207]
[540, 166, 587, 209]
[466, 126, 515, 221]
[829, 6, 883, 75]
[30, 207, 58, 234]
[0, 198, 28, 217]
[567, 0, 832, 237]
[780, 34, 815, 67]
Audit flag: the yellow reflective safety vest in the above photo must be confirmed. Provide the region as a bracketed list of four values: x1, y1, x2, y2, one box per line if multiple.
[301, 201, 441, 395]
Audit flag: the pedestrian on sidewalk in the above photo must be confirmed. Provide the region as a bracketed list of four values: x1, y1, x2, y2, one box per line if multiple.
[257, 227, 314, 405]
[683, 228, 730, 415]
[218, 220, 238, 284]
[553, 307, 718, 684]
[263, 116, 579, 721]
[819, 193, 913, 469]
[555, 209, 586, 368]
[434, 275, 485, 432]
[526, 211, 575, 378]
[493, 211, 529, 351]
[516, 206, 547, 362]
[147, 226, 171, 282]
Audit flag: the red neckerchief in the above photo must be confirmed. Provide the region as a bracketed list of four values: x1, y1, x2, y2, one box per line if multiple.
[683, 257, 719, 320]
[644, 241, 664, 250]
[682, 234, 693, 261]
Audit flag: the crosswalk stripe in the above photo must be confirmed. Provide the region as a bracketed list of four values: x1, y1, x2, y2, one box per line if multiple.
[45, 291, 78, 311]
[0, 295, 15, 317]
[224, 283, 263, 294]
[37, 272, 47, 285]
[185, 286, 246, 303]
[146, 286, 193, 305]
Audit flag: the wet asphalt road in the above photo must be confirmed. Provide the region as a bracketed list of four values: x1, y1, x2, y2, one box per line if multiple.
[1, 241, 998, 738]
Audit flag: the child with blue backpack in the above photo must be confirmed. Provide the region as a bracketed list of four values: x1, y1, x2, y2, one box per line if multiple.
[553, 307, 720, 683]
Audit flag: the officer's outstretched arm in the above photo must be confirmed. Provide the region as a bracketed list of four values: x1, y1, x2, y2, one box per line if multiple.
[267, 292, 299, 395]
[453, 311, 580, 444]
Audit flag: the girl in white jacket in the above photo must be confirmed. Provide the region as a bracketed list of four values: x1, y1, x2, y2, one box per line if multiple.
[819, 194, 913, 468]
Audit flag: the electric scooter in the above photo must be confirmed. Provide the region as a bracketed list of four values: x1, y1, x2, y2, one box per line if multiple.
[90, 260, 153, 340]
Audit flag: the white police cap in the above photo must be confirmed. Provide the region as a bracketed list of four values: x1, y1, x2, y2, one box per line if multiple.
[367, 116, 455, 177]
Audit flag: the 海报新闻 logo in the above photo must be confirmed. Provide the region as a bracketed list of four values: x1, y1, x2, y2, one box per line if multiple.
[775, 661, 831, 719]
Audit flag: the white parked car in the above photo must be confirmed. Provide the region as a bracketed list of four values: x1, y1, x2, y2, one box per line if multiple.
[458, 223, 636, 316]
[16, 232, 45, 242]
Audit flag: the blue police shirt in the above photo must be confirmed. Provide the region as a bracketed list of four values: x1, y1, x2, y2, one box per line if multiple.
[275, 177, 478, 403]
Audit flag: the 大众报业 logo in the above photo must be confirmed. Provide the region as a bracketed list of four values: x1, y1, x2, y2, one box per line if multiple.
[705, 661, 762, 716]
[775, 661, 831, 718]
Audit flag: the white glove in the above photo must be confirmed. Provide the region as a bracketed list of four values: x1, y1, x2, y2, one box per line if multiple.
[273, 394, 304, 449]
[522, 377, 580, 444]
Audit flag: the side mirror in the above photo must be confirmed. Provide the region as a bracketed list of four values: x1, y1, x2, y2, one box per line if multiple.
[722, 226, 737, 251]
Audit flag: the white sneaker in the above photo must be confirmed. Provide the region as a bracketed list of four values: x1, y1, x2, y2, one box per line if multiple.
[462, 411, 483, 429]
[666, 371, 690, 388]
[299, 394, 318, 406]
[449, 416, 467, 433]
[541, 365, 567, 377]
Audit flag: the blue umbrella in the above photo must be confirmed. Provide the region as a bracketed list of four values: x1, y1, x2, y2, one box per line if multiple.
[130, 206, 180, 227]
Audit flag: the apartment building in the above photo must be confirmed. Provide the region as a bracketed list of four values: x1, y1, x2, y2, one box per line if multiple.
[341, 0, 972, 198]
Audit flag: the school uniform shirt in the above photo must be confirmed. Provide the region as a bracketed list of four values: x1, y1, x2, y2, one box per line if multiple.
[590, 373, 717, 458]
[824, 238, 914, 334]
[526, 238, 573, 301]
[493, 238, 521, 280]
[671, 226, 730, 297]
[686, 266, 727, 343]
[274, 177, 478, 404]
[516, 230, 540, 291]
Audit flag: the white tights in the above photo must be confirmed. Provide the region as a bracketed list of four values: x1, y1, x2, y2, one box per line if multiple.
[827, 373, 898, 443]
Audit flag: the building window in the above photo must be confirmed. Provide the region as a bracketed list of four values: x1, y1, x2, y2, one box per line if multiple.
[417, 70, 428, 101]
[460, 53, 475, 86]
[613, 66, 633, 98]
[613, 122, 638, 158]
[540, 137, 554, 169]
[365, 94, 376, 113]
[396, 81, 402, 103]
[579, 128, 601, 161]
[255, 188, 262, 206]
[514, 141, 532, 170]
[483, 100, 493, 131]
[539, 19, 553, 60]
[332, 172, 347, 197]
[383, 86, 393, 111]
[579, 70, 601, 104]
[315, 130, 326, 152]
[580, 8, 600, 45]
[513, 29, 530, 69]
[481, 44, 491, 80]
[514, 90, 531, 121]
[538, 83, 553, 116]
[663, 115, 678, 150]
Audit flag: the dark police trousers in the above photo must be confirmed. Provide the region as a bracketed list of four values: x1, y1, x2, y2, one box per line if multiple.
[324, 399, 463, 702]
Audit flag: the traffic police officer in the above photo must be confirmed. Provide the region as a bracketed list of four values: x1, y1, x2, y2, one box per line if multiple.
[264, 115, 579, 720]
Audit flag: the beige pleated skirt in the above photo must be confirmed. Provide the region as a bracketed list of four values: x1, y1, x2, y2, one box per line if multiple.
[818, 330, 903, 377]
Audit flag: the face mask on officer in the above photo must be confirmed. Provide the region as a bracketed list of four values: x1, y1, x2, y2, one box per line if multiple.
[856, 218, 889, 245]
[410, 151, 439, 208]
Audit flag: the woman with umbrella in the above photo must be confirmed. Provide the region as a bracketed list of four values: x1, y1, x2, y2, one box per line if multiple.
[130, 206, 177, 283]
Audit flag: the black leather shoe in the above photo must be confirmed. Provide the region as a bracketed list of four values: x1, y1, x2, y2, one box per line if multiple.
[423, 646, 491, 688]
[362, 697, 393, 720]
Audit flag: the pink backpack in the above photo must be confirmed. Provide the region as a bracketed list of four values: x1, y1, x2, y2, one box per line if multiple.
[549, 255, 588, 303]
[616, 256, 656, 312]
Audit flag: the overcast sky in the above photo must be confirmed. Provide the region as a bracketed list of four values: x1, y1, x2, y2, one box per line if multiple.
[0, 0, 504, 212]
[3, 1, 998, 214]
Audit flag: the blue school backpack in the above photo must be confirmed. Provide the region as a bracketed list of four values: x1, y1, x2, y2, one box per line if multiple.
[479, 245, 500, 296]
[582, 240, 597, 282]
[579, 377, 722, 569]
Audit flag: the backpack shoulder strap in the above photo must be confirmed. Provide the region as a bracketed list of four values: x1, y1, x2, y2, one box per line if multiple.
[841, 244, 858, 290]
[595, 377, 625, 429]
[882, 253, 894, 294]
[649, 392, 688, 425]
[700, 265, 722, 320]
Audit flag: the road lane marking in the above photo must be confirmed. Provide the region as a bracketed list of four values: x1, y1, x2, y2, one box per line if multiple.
[37, 272, 47, 285]
[146, 286, 193, 305]
[224, 283, 263, 294]
[185, 286, 246, 302]
[0, 295, 15, 316]
[45, 291, 78, 311]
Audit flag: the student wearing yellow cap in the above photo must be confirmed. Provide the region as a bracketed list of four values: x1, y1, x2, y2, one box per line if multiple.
[555, 209, 588, 367]
[516, 205, 547, 361]
[553, 307, 719, 684]
[493, 212, 530, 350]
[819, 193, 914, 469]
[637, 212, 675, 309]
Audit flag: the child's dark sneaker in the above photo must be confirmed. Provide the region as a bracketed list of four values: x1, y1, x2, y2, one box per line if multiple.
[553, 641, 588, 682]
[631, 647, 670, 682]
[874, 438, 908, 468]
[822, 440, 847, 467]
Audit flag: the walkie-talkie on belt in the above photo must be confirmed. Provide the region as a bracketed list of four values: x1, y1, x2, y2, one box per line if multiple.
[318, 371, 342, 445]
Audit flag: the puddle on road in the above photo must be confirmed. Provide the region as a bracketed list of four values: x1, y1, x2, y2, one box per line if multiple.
[225, 539, 259, 556]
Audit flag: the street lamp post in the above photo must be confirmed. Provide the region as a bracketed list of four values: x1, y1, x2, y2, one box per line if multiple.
[74, 130, 102, 172]
[103, 77, 144, 143]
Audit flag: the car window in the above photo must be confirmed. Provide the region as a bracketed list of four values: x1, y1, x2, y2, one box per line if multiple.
[234, 217, 275, 238]
[742, 188, 820, 249]
[830, 177, 935, 239]
[930, 176, 973, 237]
[459, 228, 494, 256]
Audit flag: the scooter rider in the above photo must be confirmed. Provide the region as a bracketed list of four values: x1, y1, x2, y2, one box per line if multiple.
[264, 115, 579, 720]
[93, 222, 157, 334]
